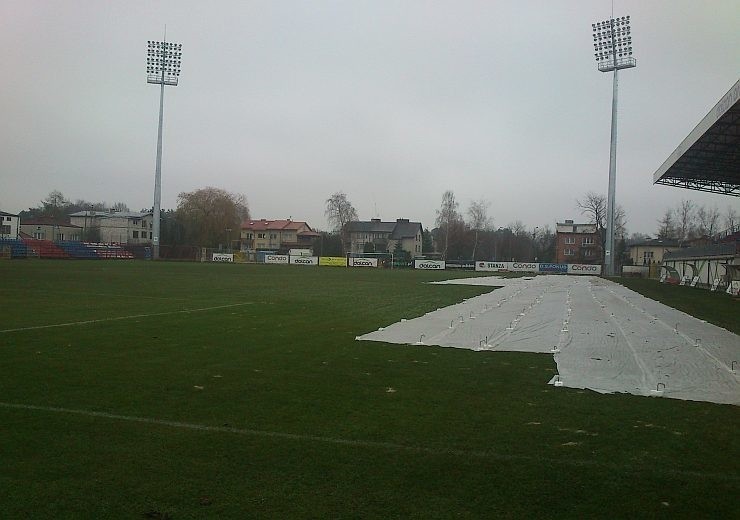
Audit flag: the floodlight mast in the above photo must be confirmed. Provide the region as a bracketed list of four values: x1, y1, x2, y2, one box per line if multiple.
[592, 15, 635, 276]
[146, 33, 182, 260]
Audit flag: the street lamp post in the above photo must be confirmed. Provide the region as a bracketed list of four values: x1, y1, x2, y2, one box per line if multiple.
[592, 15, 635, 276]
[147, 33, 182, 260]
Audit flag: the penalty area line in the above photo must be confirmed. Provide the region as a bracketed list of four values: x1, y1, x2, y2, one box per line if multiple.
[0, 402, 737, 481]
[0, 302, 253, 334]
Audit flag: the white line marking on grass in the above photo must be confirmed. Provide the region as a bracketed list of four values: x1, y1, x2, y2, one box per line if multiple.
[0, 303, 253, 334]
[0, 402, 736, 481]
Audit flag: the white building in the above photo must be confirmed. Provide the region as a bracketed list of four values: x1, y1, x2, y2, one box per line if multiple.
[0, 211, 20, 238]
[69, 210, 154, 244]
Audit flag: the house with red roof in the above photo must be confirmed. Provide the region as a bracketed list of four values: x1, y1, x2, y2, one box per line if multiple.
[240, 219, 319, 252]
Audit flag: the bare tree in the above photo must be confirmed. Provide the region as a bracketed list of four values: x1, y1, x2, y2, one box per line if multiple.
[435, 190, 460, 260]
[176, 187, 250, 248]
[724, 206, 738, 233]
[467, 199, 492, 261]
[696, 205, 721, 237]
[325, 192, 358, 253]
[656, 209, 675, 239]
[111, 202, 130, 212]
[576, 191, 626, 261]
[675, 199, 695, 243]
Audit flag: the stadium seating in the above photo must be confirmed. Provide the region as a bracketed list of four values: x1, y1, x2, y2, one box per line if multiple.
[0, 238, 30, 258]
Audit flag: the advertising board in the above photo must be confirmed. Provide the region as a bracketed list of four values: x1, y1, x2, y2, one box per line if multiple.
[414, 259, 445, 270]
[567, 264, 602, 275]
[509, 262, 539, 273]
[264, 254, 289, 264]
[318, 256, 346, 267]
[212, 253, 233, 262]
[539, 263, 568, 273]
[475, 262, 509, 272]
[289, 249, 312, 257]
[349, 257, 378, 267]
[289, 255, 318, 266]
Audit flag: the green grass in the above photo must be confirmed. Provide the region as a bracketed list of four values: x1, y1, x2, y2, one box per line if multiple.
[0, 261, 738, 518]
[616, 277, 740, 334]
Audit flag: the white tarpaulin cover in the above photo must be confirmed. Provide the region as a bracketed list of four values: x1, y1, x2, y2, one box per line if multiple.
[357, 275, 740, 405]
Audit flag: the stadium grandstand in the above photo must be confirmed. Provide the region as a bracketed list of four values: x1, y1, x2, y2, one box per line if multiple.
[652, 78, 739, 293]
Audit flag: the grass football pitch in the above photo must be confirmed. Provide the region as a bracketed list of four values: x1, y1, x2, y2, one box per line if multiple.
[1, 261, 738, 518]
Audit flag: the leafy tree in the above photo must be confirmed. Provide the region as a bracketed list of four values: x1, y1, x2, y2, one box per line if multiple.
[421, 228, 434, 254]
[325, 192, 358, 253]
[392, 240, 410, 266]
[311, 231, 343, 257]
[176, 187, 249, 248]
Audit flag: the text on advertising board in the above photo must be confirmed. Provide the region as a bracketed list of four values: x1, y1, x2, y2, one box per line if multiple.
[212, 253, 234, 262]
[414, 260, 445, 270]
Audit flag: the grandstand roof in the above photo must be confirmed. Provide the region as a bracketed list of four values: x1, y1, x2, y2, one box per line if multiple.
[653, 78, 740, 196]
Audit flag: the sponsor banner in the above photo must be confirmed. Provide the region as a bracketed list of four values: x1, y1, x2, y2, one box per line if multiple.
[680, 275, 690, 286]
[319, 256, 346, 267]
[727, 280, 740, 296]
[476, 261, 509, 272]
[289, 255, 318, 266]
[509, 262, 539, 273]
[289, 249, 312, 257]
[690, 276, 700, 287]
[264, 254, 288, 264]
[567, 264, 602, 275]
[212, 253, 233, 263]
[539, 263, 568, 273]
[711, 278, 720, 291]
[414, 259, 445, 270]
[445, 261, 473, 269]
[349, 257, 378, 267]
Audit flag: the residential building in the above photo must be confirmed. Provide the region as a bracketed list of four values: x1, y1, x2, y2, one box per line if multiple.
[240, 219, 319, 252]
[69, 210, 154, 244]
[555, 220, 601, 264]
[0, 211, 20, 238]
[627, 238, 679, 265]
[346, 218, 423, 257]
[20, 217, 82, 241]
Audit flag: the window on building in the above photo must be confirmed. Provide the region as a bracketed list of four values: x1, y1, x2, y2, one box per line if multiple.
[0, 225, 10, 234]
[565, 237, 575, 244]
[133, 231, 139, 239]
[33, 231, 44, 239]
[270, 233, 277, 239]
[257, 233, 266, 239]
[245, 233, 253, 239]
[149, 232, 152, 239]
[583, 237, 594, 245]
[5, 217, 11, 221]
[584, 249, 594, 257]
[142, 221, 147, 228]
[564, 248, 574, 256]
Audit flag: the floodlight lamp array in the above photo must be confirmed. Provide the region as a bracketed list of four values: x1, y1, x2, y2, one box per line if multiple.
[592, 16, 633, 62]
[146, 40, 182, 85]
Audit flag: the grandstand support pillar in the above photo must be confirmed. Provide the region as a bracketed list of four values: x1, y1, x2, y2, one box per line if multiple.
[605, 66, 618, 276]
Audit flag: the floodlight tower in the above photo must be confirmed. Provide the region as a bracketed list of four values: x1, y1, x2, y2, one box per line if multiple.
[146, 35, 182, 260]
[592, 15, 635, 276]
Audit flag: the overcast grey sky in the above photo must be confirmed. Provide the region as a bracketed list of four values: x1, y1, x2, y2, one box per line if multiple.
[1, 0, 738, 235]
